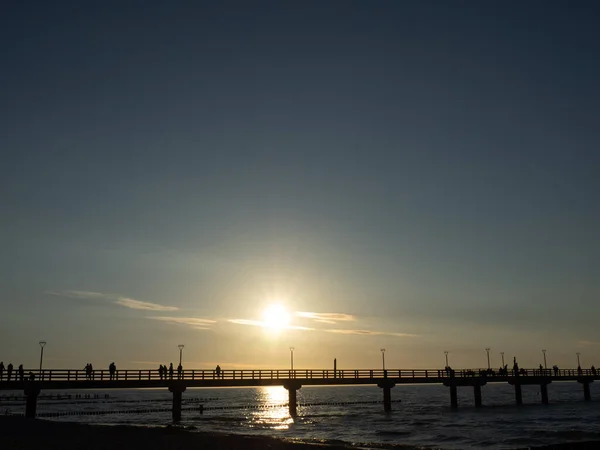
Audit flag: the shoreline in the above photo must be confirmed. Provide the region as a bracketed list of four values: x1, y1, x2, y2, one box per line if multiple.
[0, 416, 355, 449]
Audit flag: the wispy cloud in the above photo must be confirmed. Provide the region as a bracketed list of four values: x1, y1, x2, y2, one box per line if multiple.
[228, 319, 314, 331]
[325, 329, 417, 338]
[115, 297, 178, 311]
[47, 290, 106, 299]
[47, 290, 178, 311]
[295, 311, 355, 324]
[577, 340, 600, 346]
[150, 316, 216, 330]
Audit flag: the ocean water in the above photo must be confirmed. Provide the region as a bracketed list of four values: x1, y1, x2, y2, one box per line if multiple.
[3, 381, 600, 449]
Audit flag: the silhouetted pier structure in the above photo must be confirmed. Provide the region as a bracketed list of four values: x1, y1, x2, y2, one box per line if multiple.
[1, 368, 596, 420]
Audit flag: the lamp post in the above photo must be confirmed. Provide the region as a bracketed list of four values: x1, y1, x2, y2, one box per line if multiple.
[485, 348, 491, 369]
[576, 352, 581, 367]
[39, 341, 47, 371]
[444, 351, 449, 367]
[500, 352, 505, 367]
[380, 348, 386, 370]
[289, 347, 295, 371]
[178, 344, 184, 366]
[542, 350, 547, 369]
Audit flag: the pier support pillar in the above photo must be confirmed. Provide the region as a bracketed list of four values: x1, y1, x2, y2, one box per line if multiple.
[450, 385, 458, 408]
[514, 383, 523, 405]
[377, 381, 396, 413]
[283, 382, 302, 418]
[169, 382, 186, 422]
[577, 378, 593, 401]
[583, 382, 591, 401]
[474, 384, 482, 407]
[24, 385, 41, 419]
[540, 384, 549, 404]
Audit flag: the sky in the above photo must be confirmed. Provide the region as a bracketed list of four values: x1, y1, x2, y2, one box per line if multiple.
[1, 1, 599, 371]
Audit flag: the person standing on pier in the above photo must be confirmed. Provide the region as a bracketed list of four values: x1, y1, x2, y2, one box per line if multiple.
[169, 363, 174, 380]
[0, 361, 4, 381]
[158, 365, 163, 380]
[109, 362, 116, 380]
[177, 363, 183, 379]
[18, 364, 24, 382]
[7, 363, 13, 382]
[215, 365, 221, 379]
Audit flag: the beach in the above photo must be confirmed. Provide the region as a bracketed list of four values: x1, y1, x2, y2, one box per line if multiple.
[0, 416, 353, 450]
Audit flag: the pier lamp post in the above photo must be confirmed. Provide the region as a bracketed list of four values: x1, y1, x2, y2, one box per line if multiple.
[542, 350, 547, 369]
[485, 348, 491, 369]
[289, 347, 295, 371]
[576, 352, 581, 367]
[444, 351, 449, 367]
[178, 344, 184, 366]
[380, 348, 386, 370]
[500, 352, 505, 367]
[39, 341, 47, 371]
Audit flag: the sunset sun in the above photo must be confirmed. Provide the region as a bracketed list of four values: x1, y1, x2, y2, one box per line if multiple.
[262, 304, 291, 329]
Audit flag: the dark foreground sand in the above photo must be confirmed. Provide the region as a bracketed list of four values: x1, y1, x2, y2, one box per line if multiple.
[2, 416, 600, 450]
[0, 416, 352, 450]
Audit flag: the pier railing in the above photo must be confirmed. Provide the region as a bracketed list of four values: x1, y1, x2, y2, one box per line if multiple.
[1, 368, 595, 382]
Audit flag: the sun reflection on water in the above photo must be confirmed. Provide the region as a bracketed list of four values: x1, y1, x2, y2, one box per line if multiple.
[248, 386, 294, 430]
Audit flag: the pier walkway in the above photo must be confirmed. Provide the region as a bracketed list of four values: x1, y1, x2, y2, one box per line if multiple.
[1, 368, 597, 419]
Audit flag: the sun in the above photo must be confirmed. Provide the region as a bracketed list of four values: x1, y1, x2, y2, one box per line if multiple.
[262, 304, 291, 329]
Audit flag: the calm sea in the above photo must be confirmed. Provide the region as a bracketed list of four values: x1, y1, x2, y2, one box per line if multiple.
[3, 382, 600, 449]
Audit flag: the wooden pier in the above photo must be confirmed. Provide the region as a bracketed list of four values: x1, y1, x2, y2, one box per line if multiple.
[1, 368, 596, 420]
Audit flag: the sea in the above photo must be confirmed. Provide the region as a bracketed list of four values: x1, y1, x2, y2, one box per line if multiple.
[3, 381, 600, 449]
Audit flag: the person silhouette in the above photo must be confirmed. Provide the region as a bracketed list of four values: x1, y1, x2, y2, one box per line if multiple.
[7, 363, 13, 382]
[177, 363, 182, 380]
[28, 372, 35, 382]
[0, 361, 4, 381]
[158, 365, 163, 380]
[169, 363, 174, 380]
[109, 362, 116, 380]
[18, 365, 24, 382]
[215, 365, 221, 379]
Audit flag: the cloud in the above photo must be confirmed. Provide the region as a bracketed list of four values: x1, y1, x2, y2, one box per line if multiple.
[295, 311, 355, 324]
[149, 316, 216, 330]
[47, 290, 178, 312]
[577, 340, 600, 346]
[325, 329, 417, 338]
[228, 319, 313, 331]
[114, 297, 178, 311]
[46, 290, 106, 299]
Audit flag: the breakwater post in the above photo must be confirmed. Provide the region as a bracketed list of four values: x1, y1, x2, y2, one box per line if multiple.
[283, 381, 302, 417]
[168, 381, 186, 422]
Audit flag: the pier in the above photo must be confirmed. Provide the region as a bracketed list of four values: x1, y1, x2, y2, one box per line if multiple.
[1, 368, 596, 420]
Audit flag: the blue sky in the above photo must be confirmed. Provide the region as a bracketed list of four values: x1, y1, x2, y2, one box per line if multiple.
[1, 1, 599, 371]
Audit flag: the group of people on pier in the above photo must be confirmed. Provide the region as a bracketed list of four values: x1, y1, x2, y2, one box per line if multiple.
[0, 362, 26, 382]
[158, 363, 183, 380]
